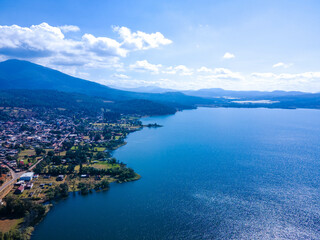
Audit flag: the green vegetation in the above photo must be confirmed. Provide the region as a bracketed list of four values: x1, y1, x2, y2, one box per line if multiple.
[45, 183, 69, 200]
[0, 195, 48, 240]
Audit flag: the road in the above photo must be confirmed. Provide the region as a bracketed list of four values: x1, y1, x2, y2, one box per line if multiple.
[0, 156, 44, 196]
[0, 167, 25, 195]
[0, 133, 69, 197]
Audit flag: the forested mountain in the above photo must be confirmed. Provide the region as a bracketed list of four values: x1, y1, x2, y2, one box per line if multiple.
[0, 59, 213, 111]
[0, 89, 177, 117]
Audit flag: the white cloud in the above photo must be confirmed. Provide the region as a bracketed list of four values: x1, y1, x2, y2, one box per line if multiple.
[163, 65, 193, 76]
[251, 72, 275, 78]
[58, 25, 80, 33]
[272, 62, 292, 68]
[129, 60, 162, 74]
[223, 52, 235, 59]
[0, 23, 172, 73]
[174, 65, 193, 76]
[113, 26, 172, 51]
[197, 66, 213, 73]
[82, 33, 127, 57]
[111, 73, 130, 79]
[251, 72, 320, 80]
[97, 67, 320, 92]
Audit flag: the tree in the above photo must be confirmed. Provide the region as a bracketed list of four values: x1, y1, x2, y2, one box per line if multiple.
[96, 151, 105, 160]
[94, 134, 101, 142]
[35, 147, 45, 156]
[47, 151, 54, 157]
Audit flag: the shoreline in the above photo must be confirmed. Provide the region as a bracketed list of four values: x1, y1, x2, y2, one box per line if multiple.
[0, 119, 147, 239]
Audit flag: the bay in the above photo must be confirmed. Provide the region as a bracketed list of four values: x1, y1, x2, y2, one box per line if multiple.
[32, 108, 320, 240]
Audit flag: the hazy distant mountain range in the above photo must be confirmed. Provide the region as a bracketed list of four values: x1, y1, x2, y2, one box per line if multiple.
[116, 86, 309, 99]
[0, 59, 319, 113]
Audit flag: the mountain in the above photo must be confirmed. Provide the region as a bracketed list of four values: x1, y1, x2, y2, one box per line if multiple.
[0, 59, 213, 110]
[0, 59, 129, 100]
[0, 89, 178, 116]
[183, 88, 308, 99]
[112, 86, 176, 93]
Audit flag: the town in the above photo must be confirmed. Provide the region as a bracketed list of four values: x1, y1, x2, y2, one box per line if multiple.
[0, 106, 143, 239]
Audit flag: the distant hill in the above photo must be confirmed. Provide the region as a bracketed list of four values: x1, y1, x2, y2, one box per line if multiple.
[0, 89, 177, 116]
[182, 88, 308, 99]
[0, 59, 213, 112]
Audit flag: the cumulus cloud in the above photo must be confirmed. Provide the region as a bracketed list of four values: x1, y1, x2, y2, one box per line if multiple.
[59, 25, 80, 33]
[129, 60, 162, 74]
[272, 62, 292, 68]
[0, 22, 172, 73]
[110, 73, 130, 79]
[223, 52, 235, 59]
[163, 65, 193, 76]
[82, 33, 127, 57]
[251, 72, 320, 80]
[113, 26, 172, 51]
[197, 66, 213, 73]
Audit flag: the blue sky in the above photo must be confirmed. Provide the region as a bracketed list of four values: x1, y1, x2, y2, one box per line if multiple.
[0, 0, 320, 91]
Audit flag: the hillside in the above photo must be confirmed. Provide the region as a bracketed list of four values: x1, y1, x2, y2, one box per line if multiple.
[0, 59, 213, 110]
[0, 89, 178, 117]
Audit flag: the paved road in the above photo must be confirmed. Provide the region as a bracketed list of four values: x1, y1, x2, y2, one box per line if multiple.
[29, 157, 43, 171]
[0, 167, 25, 194]
[0, 136, 68, 197]
[0, 156, 44, 195]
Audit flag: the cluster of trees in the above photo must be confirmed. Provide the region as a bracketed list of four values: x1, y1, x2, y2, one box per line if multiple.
[77, 179, 109, 195]
[77, 182, 90, 195]
[19, 124, 35, 133]
[103, 112, 121, 122]
[34, 147, 45, 156]
[46, 166, 67, 176]
[105, 139, 125, 150]
[0, 196, 45, 221]
[94, 179, 109, 191]
[45, 183, 69, 200]
[0, 111, 9, 121]
[0, 229, 31, 240]
[80, 166, 136, 182]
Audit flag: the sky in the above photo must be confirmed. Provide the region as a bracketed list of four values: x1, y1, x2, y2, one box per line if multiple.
[0, 0, 320, 92]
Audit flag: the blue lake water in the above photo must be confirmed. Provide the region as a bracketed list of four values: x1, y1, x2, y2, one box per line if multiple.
[32, 108, 320, 239]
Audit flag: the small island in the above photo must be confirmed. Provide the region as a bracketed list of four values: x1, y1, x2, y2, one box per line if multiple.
[143, 123, 163, 128]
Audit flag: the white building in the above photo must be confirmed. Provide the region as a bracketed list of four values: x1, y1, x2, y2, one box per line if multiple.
[20, 172, 34, 181]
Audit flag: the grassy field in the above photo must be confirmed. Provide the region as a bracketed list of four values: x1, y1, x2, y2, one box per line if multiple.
[0, 218, 23, 233]
[93, 147, 106, 152]
[18, 149, 35, 158]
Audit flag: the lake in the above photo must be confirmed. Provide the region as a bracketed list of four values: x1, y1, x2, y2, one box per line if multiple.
[31, 108, 320, 240]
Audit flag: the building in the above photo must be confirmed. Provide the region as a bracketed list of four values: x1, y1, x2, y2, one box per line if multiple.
[56, 175, 64, 181]
[15, 185, 24, 194]
[25, 182, 33, 189]
[20, 172, 34, 181]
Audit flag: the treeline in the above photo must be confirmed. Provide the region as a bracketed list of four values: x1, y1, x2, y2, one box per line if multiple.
[0, 195, 47, 240]
[45, 183, 69, 200]
[34, 148, 137, 182]
[77, 179, 109, 195]
[0, 89, 179, 117]
[0, 196, 46, 222]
